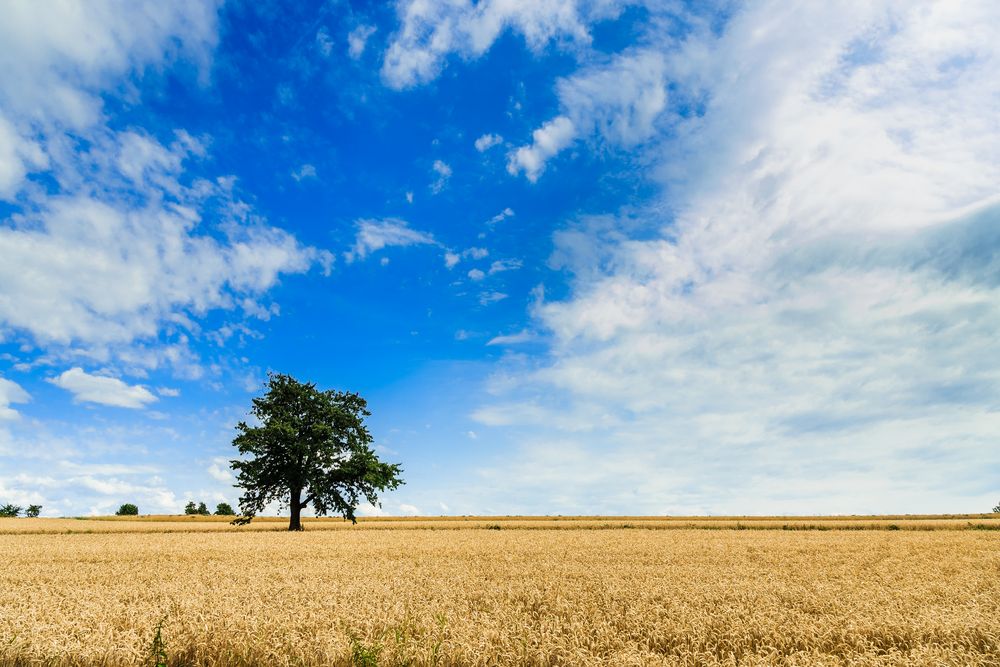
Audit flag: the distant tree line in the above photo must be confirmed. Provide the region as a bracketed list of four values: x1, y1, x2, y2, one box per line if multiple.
[185, 501, 235, 516]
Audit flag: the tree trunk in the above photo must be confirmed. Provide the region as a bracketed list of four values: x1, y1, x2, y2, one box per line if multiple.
[289, 487, 303, 531]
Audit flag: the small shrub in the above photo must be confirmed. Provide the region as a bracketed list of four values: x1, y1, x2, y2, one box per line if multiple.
[116, 503, 139, 516]
[993, 501, 999, 513]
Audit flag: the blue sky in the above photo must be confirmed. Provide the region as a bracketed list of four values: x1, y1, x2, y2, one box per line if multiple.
[1, 0, 998, 517]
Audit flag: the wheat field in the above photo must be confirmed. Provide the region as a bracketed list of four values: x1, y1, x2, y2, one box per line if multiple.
[1, 517, 998, 666]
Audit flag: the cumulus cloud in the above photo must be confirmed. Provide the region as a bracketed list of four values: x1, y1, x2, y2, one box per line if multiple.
[507, 116, 576, 181]
[381, 0, 626, 89]
[345, 218, 438, 262]
[0, 376, 30, 420]
[475, 133, 503, 151]
[348, 24, 377, 59]
[207, 457, 233, 483]
[0, 1, 328, 365]
[468, 268, 485, 281]
[474, 1, 1000, 513]
[50, 368, 158, 409]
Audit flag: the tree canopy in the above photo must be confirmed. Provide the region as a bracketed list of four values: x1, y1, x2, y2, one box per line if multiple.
[230, 373, 403, 530]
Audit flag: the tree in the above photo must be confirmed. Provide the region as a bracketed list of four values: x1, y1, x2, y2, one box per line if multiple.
[26, 505, 41, 518]
[231, 373, 403, 531]
[214, 502, 235, 516]
[0, 504, 21, 518]
[994, 500, 1000, 513]
[197, 502, 210, 516]
[184, 501, 198, 515]
[116, 503, 139, 516]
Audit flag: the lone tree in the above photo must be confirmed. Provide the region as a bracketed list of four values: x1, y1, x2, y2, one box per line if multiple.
[230, 373, 403, 531]
[26, 505, 41, 518]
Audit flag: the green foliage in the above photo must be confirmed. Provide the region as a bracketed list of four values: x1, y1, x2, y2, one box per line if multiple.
[149, 616, 167, 667]
[184, 501, 212, 516]
[116, 503, 139, 516]
[230, 373, 403, 530]
[214, 502, 235, 516]
[26, 504, 41, 518]
[0, 503, 22, 517]
[993, 501, 1000, 513]
[349, 634, 382, 667]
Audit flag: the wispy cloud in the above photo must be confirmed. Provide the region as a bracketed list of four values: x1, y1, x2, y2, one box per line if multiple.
[291, 163, 317, 181]
[348, 24, 377, 60]
[344, 218, 437, 262]
[473, 2, 1000, 512]
[430, 159, 452, 193]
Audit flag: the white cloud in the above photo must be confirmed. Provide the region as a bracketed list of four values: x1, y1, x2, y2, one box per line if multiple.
[474, 1, 1000, 513]
[466, 247, 489, 259]
[316, 27, 334, 57]
[487, 207, 514, 225]
[474, 133, 503, 151]
[486, 329, 536, 346]
[479, 291, 508, 305]
[507, 115, 576, 181]
[397, 503, 420, 515]
[0, 1, 328, 365]
[344, 218, 437, 262]
[207, 457, 233, 483]
[348, 24, 377, 59]
[291, 163, 317, 181]
[405, 191, 414, 203]
[49, 367, 157, 409]
[0, 376, 30, 420]
[430, 159, 452, 193]
[508, 49, 667, 180]
[157, 387, 180, 398]
[381, 0, 626, 89]
[444, 252, 461, 268]
[489, 258, 522, 274]
[468, 268, 485, 281]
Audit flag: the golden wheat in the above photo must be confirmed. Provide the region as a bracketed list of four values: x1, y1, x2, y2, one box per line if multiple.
[1, 519, 998, 666]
